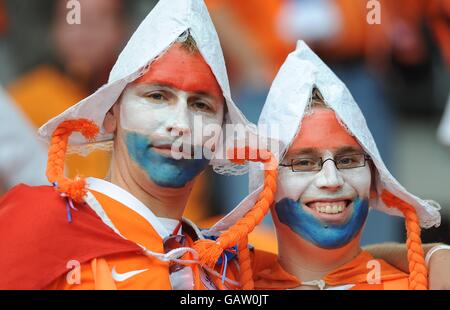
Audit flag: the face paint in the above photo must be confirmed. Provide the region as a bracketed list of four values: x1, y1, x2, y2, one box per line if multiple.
[117, 43, 224, 188]
[126, 132, 208, 188]
[275, 197, 369, 249]
[120, 43, 224, 139]
[275, 108, 372, 248]
[135, 43, 223, 101]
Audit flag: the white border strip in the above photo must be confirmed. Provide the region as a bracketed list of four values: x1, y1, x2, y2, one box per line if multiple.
[86, 177, 170, 238]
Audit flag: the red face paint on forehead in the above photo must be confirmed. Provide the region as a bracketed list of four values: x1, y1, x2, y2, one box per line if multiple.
[290, 108, 362, 152]
[134, 43, 223, 100]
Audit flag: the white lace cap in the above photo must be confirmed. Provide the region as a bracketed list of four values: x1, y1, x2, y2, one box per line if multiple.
[208, 40, 441, 234]
[37, 0, 254, 176]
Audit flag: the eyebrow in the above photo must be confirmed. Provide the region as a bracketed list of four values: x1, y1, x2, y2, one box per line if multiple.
[334, 145, 364, 155]
[288, 145, 364, 158]
[289, 148, 321, 157]
[140, 82, 219, 100]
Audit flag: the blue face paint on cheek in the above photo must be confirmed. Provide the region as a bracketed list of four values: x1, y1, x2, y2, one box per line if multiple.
[125, 132, 208, 188]
[275, 197, 369, 249]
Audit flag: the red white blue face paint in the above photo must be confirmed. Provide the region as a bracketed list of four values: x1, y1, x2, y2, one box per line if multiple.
[119, 43, 225, 188]
[274, 108, 371, 248]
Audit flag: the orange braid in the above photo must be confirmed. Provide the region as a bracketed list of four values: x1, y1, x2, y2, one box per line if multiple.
[46, 119, 99, 203]
[237, 235, 254, 290]
[194, 147, 278, 290]
[381, 190, 428, 290]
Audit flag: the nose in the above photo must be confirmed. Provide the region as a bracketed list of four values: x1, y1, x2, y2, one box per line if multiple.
[314, 160, 344, 192]
[166, 101, 191, 137]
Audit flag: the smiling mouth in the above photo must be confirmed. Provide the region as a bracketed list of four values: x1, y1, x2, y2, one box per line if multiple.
[305, 199, 352, 215]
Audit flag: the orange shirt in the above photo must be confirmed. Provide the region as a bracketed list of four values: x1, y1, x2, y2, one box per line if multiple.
[45, 178, 238, 290]
[252, 250, 409, 290]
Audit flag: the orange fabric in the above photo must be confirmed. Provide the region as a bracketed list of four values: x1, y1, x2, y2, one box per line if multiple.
[318, 0, 370, 60]
[91, 258, 117, 290]
[205, 0, 386, 62]
[46, 189, 235, 290]
[252, 250, 409, 290]
[324, 251, 408, 287]
[0, 184, 141, 290]
[8, 65, 110, 179]
[205, 0, 294, 78]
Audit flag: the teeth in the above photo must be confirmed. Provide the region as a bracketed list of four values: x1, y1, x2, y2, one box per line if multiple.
[311, 201, 348, 214]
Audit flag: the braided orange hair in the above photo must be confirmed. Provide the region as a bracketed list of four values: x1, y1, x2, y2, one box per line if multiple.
[381, 190, 428, 290]
[46, 119, 99, 203]
[193, 147, 278, 290]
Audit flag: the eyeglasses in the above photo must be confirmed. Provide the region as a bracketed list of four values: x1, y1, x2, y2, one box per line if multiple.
[163, 234, 186, 273]
[279, 153, 371, 172]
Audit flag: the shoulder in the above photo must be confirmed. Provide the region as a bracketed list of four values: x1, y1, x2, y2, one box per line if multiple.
[0, 184, 140, 289]
[0, 184, 69, 225]
[1, 183, 65, 212]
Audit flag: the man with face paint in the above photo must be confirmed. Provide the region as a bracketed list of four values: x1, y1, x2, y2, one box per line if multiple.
[205, 41, 444, 290]
[275, 94, 372, 252]
[104, 36, 225, 220]
[0, 0, 257, 290]
[267, 91, 403, 289]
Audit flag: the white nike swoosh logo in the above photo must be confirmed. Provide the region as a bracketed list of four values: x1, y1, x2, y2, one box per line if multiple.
[111, 266, 149, 282]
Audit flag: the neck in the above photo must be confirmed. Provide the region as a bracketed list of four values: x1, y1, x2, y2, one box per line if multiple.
[109, 150, 194, 220]
[276, 224, 362, 284]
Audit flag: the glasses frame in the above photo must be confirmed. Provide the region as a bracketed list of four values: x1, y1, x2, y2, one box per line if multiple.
[279, 153, 371, 172]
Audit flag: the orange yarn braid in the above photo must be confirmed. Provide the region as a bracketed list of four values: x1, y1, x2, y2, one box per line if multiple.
[381, 190, 428, 290]
[194, 147, 278, 290]
[46, 119, 99, 203]
[237, 235, 254, 290]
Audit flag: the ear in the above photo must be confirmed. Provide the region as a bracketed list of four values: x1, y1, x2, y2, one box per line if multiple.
[368, 160, 378, 199]
[103, 103, 119, 134]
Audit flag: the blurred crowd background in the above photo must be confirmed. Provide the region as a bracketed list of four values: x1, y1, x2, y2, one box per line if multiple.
[0, 0, 449, 252]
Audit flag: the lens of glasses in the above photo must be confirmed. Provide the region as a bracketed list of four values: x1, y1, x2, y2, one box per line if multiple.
[290, 153, 367, 172]
[335, 154, 366, 169]
[291, 158, 321, 172]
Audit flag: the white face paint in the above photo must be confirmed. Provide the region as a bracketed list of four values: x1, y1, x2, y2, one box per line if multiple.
[120, 83, 224, 157]
[275, 108, 372, 227]
[277, 149, 371, 225]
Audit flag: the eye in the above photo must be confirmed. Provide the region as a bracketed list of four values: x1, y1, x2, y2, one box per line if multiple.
[296, 159, 316, 167]
[144, 91, 168, 102]
[190, 100, 213, 113]
[336, 154, 364, 168]
[338, 156, 354, 165]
